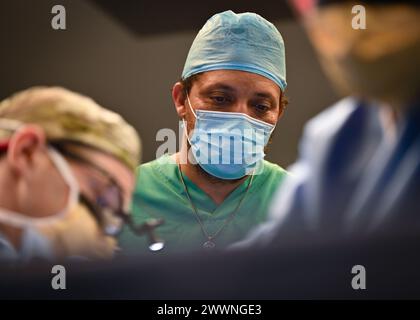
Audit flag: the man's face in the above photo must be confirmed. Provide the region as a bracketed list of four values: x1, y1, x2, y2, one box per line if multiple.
[172, 69, 283, 181]
[0, 127, 134, 228]
[185, 69, 283, 129]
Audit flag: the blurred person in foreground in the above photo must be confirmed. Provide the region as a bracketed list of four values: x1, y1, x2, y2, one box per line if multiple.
[234, 0, 420, 248]
[0, 86, 141, 263]
[120, 10, 290, 254]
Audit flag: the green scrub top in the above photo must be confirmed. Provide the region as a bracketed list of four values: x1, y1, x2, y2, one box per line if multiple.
[119, 154, 288, 254]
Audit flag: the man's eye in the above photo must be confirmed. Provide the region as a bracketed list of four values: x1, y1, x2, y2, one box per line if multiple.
[255, 104, 270, 113]
[211, 96, 228, 104]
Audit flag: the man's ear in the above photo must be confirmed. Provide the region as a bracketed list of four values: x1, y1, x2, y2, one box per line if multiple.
[172, 82, 188, 118]
[7, 125, 47, 175]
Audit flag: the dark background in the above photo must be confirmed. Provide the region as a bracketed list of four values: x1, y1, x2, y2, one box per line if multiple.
[0, 0, 338, 167]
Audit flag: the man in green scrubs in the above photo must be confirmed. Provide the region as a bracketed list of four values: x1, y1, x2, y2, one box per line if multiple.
[120, 10, 289, 253]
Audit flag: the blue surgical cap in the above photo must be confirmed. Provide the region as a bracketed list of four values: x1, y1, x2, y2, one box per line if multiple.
[182, 10, 287, 90]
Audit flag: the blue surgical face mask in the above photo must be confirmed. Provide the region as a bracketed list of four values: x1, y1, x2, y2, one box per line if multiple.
[183, 94, 275, 180]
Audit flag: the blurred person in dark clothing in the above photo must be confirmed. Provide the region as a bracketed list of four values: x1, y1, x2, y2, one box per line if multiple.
[235, 0, 420, 248]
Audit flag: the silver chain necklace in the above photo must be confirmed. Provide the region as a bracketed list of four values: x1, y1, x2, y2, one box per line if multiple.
[177, 164, 254, 249]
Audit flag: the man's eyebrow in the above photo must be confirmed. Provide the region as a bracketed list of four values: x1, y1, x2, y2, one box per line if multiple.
[255, 92, 275, 99]
[200, 83, 236, 93]
[254, 92, 278, 105]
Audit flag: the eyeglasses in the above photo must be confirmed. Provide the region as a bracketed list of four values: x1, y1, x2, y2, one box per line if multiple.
[54, 143, 165, 251]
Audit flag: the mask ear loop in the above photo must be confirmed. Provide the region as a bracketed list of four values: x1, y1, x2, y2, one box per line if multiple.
[185, 93, 197, 118]
[25, 147, 80, 227]
[182, 93, 198, 146]
[45, 147, 80, 221]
